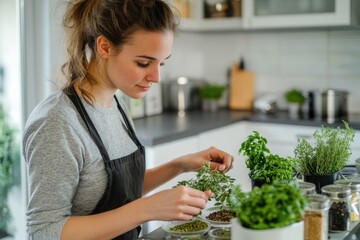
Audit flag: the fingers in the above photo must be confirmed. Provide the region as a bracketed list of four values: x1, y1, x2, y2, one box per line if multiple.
[153, 186, 209, 221]
[206, 146, 234, 172]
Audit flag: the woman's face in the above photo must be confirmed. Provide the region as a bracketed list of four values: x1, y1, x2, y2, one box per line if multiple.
[105, 30, 174, 99]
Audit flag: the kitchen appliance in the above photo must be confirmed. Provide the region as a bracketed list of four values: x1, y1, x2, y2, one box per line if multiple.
[308, 89, 348, 123]
[254, 94, 278, 114]
[144, 83, 162, 116]
[162, 77, 205, 115]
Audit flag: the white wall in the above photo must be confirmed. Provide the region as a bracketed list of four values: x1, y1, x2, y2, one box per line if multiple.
[164, 29, 360, 113]
[36, 2, 360, 114]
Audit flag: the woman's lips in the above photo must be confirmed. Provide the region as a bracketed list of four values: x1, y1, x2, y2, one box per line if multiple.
[137, 85, 151, 91]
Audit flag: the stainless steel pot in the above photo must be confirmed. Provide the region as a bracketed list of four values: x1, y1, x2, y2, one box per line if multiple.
[308, 89, 348, 123]
[162, 77, 205, 114]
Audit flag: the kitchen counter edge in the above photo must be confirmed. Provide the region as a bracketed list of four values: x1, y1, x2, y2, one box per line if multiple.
[134, 109, 360, 146]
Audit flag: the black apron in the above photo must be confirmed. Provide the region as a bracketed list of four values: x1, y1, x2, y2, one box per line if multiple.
[64, 85, 145, 240]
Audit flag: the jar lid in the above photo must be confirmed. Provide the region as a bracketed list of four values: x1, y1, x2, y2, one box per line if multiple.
[306, 194, 330, 210]
[321, 184, 351, 198]
[335, 179, 360, 192]
[299, 181, 316, 195]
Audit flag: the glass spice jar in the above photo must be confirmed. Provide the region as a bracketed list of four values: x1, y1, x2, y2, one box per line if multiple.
[304, 194, 330, 240]
[335, 178, 360, 225]
[299, 181, 316, 195]
[321, 184, 351, 232]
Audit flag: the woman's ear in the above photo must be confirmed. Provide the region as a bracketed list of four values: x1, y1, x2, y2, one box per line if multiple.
[96, 36, 111, 58]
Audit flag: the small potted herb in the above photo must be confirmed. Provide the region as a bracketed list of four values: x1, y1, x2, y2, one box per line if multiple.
[199, 84, 225, 112]
[229, 182, 307, 240]
[284, 89, 306, 118]
[238, 131, 297, 188]
[294, 120, 355, 193]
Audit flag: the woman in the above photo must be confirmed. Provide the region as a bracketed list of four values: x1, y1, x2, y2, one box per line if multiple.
[23, 0, 233, 239]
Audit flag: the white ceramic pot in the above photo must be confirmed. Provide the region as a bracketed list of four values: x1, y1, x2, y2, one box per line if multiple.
[231, 218, 304, 240]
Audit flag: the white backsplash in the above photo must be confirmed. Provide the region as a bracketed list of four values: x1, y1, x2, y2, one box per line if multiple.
[163, 29, 360, 113]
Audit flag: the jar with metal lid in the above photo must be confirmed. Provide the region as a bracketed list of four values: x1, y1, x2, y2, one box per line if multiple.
[335, 179, 360, 224]
[299, 181, 316, 195]
[304, 194, 330, 240]
[321, 184, 351, 232]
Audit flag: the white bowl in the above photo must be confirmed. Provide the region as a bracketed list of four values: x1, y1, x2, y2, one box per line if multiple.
[199, 206, 234, 228]
[208, 228, 231, 239]
[355, 158, 360, 173]
[161, 219, 210, 237]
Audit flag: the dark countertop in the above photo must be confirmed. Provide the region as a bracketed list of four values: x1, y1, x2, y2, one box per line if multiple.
[134, 109, 360, 146]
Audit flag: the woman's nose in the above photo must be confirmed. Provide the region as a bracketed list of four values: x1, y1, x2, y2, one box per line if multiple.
[147, 65, 161, 83]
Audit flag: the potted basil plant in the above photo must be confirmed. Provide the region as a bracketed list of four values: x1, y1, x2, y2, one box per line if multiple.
[284, 88, 306, 119]
[229, 181, 307, 240]
[294, 120, 355, 193]
[199, 84, 225, 112]
[238, 131, 297, 188]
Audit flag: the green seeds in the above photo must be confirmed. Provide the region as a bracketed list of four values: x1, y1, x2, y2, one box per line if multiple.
[169, 220, 208, 232]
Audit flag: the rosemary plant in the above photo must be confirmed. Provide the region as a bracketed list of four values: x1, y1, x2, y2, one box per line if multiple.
[294, 121, 355, 176]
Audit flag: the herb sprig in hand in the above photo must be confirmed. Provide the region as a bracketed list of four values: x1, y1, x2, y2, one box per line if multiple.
[176, 162, 235, 208]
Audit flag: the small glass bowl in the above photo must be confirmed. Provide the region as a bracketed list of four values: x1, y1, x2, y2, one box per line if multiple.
[199, 206, 234, 228]
[161, 219, 210, 237]
[208, 228, 231, 239]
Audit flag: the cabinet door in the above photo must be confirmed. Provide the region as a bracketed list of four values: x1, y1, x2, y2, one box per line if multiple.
[143, 136, 199, 234]
[350, 131, 360, 165]
[245, 122, 360, 165]
[243, 0, 352, 28]
[198, 122, 253, 192]
[245, 122, 318, 158]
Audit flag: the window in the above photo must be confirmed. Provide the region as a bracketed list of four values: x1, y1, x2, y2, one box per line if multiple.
[0, 0, 26, 239]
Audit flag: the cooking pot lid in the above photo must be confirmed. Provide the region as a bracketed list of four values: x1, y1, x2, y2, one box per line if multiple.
[309, 89, 348, 95]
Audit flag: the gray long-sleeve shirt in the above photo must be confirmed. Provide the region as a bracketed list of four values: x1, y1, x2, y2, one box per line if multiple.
[23, 91, 138, 239]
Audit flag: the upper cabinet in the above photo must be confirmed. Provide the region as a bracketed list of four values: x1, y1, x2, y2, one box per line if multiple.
[169, 0, 360, 32]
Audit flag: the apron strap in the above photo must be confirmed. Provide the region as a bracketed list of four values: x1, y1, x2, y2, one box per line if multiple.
[114, 96, 143, 148]
[63, 85, 111, 162]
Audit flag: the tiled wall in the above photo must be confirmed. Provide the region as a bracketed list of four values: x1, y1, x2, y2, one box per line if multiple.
[163, 29, 360, 113]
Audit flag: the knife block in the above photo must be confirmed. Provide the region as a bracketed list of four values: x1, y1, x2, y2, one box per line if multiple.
[229, 63, 254, 110]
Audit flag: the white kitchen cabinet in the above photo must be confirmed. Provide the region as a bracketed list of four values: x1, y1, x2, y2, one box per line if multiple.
[172, 0, 358, 31]
[244, 122, 317, 158]
[244, 122, 360, 165]
[245, 0, 355, 29]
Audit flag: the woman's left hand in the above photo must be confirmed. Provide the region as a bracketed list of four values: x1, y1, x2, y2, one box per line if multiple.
[176, 146, 234, 173]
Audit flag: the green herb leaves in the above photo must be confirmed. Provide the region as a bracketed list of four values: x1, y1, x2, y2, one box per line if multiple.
[230, 182, 307, 230]
[294, 121, 355, 175]
[239, 131, 297, 182]
[176, 162, 235, 207]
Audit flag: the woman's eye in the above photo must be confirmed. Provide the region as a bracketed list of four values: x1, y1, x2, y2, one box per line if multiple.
[137, 62, 150, 68]
[137, 62, 165, 68]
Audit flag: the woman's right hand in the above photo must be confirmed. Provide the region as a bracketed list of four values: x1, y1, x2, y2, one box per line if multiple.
[142, 186, 212, 221]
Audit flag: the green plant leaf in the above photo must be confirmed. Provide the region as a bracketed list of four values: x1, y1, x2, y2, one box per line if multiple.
[175, 162, 236, 208]
[294, 121, 355, 175]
